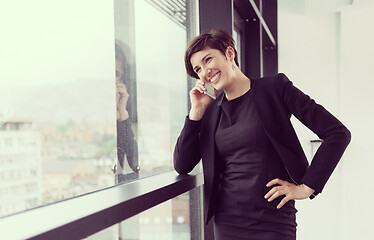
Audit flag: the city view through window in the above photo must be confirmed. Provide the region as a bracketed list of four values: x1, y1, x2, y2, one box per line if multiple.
[0, 1, 189, 234]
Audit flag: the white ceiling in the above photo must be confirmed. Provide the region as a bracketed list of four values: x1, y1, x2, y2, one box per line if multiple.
[278, 0, 374, 14]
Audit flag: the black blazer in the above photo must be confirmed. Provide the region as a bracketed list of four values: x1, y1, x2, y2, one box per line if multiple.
[173, 73, 351, 224]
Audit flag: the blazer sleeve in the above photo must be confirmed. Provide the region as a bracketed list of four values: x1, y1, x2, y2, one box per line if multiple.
[173, 116, 203, 174]
[276, 73, 351, 195]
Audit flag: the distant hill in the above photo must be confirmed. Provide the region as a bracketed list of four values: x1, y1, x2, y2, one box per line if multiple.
[0, 78, 116, 126]
[0, 78, 187, 128]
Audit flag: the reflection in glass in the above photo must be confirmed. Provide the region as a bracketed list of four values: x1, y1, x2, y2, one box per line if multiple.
[113, 39, 139, 183]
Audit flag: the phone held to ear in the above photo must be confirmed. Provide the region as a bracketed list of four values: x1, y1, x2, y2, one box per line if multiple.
[204, 84, 216, 99]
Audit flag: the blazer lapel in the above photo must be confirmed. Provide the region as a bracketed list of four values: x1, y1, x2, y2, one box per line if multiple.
[251, 79, 306, 184]
[200, 97, 222, 180]
[200, 95, 223, 224]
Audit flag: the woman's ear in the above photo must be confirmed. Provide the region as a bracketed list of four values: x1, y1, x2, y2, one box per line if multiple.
[225, 46, 235, 62]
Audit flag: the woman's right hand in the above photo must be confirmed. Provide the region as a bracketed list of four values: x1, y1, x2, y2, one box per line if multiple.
[116, 82, 130, 121]
[189, 80, 214, 121]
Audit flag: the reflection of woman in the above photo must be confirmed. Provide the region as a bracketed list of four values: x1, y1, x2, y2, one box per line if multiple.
[115, 40, 139, 174]
[174, 30, 351, 239]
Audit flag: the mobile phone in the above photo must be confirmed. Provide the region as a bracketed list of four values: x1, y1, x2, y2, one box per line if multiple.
[204, 84, 216, 99]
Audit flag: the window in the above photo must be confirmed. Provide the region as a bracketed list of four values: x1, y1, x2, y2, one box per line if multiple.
[85, 191, 193, 240]
[113, 0, 188, 183]
[0, 0, 194, 218]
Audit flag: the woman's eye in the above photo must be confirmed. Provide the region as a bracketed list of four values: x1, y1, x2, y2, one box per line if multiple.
[206, 57, 212, 63]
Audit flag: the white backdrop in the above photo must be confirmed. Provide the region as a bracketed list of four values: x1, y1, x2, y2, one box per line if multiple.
[278, 0, 374, 239]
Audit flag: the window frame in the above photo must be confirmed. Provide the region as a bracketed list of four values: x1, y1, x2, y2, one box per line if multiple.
[0, 171, 203, 239]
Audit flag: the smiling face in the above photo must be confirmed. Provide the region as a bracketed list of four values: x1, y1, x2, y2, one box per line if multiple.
[190, 47, 235, 91]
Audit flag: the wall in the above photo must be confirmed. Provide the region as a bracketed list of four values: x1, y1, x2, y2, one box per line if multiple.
[278, 1, 374, 239]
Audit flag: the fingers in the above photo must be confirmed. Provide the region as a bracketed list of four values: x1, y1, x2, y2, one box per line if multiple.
[277, 197, 290, 209]
[264, 178, 295, 209]
[118, 92, 129, 106]
[189, 80, 213, 120]
[264, 186, 283, 201]
[116, 82, 127, 90]
[116, 83, 129, 103]
[266, 178, 285, 187]
[117, 85, 128, 94]
[191, 80, 207, 94]
[264, 179, 313, 209]
[265, 188, 290, 209]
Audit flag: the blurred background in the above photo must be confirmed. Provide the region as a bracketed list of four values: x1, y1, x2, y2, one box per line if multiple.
[278, 1, 374, 239]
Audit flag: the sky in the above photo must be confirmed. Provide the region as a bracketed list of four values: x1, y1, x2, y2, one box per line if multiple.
[0, 0, 115, 88]
[0, 0, 187, 124]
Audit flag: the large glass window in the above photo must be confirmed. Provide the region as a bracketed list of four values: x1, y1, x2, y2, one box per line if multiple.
[0, 0, 194, 218]
[113, 0, 188, 184]
[85, 191, 193, 240]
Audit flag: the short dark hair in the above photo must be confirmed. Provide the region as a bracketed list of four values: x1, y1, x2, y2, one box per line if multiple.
[184, 29, 239, 79]
[115, 41, 129, 86]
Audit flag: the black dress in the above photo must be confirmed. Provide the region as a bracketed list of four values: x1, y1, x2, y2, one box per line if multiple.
[116, 119, 139, 183]
[214, 89, 297, 240]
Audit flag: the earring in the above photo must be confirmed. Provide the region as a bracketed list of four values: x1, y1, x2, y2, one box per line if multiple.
[232, 63, 236, 71]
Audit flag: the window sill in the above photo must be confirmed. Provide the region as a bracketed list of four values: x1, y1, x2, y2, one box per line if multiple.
[0, 171, 203, 240]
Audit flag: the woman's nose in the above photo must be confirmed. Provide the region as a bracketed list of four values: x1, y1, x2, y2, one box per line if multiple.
[202, 68, 212, 79]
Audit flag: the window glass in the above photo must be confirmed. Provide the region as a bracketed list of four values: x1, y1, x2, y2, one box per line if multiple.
[0, 0, 191, 218]
[85, 191, 194, 240]
[113, 0, 188, 183]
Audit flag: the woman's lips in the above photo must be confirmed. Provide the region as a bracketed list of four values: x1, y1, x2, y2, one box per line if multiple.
[209, 72, 221, 84]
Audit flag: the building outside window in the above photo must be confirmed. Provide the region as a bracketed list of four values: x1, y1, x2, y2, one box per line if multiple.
[0, 3, 196, 239]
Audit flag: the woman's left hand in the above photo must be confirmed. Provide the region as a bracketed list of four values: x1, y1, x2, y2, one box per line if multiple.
[264, 178, 315, 209]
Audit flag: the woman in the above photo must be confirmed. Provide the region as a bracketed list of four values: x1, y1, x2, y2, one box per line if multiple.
[115, 40, 139, 179]
[173, 29, 351, 239]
